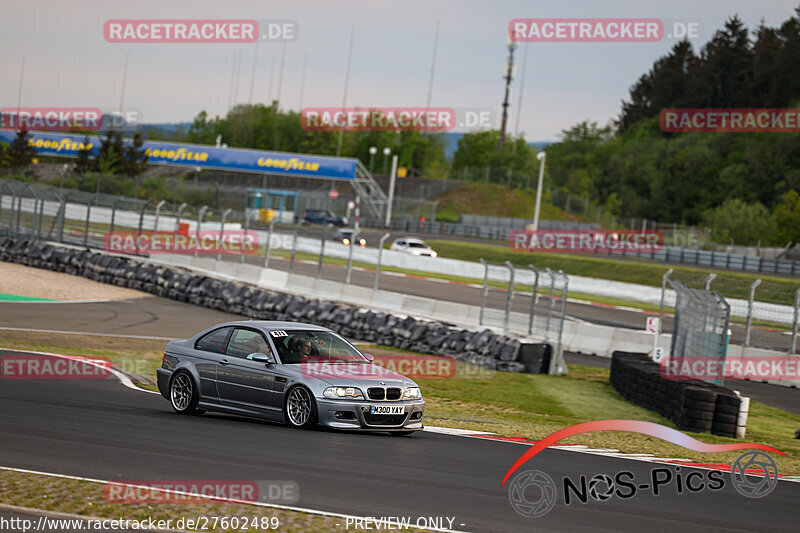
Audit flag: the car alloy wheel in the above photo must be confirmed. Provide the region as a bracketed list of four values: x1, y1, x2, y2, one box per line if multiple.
[285, 386, 317, 428]
[170, 371, 198, 415]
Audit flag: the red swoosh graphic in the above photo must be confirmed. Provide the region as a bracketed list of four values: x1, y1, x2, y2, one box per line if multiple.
[501, 420, 784, 486]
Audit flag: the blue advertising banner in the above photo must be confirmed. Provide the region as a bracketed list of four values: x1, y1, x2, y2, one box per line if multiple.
[0, 130, 357, 180]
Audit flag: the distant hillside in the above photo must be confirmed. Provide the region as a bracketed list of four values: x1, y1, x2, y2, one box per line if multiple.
[434, 182, 584, 223]
[442, 133, 553, 159]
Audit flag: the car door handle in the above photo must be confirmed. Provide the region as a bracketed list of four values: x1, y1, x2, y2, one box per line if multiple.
[220, 359, 229, 365]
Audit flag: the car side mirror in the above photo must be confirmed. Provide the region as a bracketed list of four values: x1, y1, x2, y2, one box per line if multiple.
[250, 352, 275, 364]
[363, 353, 375, 362]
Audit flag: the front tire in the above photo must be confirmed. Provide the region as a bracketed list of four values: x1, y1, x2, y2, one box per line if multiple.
[284, 386, 318, 429]
[170, 371, 200, 415]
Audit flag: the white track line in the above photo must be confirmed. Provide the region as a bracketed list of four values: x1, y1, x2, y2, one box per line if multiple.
[0, 347, 159, 395]
[0, 466, 468, 533]
[1, 298, 145, 304]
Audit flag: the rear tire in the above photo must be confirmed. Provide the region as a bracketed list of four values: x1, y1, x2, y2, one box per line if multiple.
[170, 371, 200, 415]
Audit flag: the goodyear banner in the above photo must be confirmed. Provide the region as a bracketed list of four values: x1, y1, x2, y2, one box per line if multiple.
[0, 130, 357, 180]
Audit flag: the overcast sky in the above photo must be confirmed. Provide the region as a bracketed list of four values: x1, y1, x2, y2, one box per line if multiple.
[2, 0, 798, 141]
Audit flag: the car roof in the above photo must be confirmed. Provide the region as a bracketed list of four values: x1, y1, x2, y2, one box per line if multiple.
[403, 237, 427, 244]
[211, 320, 333, 332]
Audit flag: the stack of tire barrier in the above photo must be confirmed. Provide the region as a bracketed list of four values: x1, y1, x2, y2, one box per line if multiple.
[610, 351, 742, 438]
[0, 237, 535, 373]
[517, 343, 552, 374]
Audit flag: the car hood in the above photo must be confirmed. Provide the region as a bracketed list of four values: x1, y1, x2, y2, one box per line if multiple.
[297, 362, 415, 387]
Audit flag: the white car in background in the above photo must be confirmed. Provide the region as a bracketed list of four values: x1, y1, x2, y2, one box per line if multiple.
[390, 237, 437, 257]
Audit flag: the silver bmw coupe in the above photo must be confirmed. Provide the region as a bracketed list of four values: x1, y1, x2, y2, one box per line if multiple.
[156, 321, 425, 434]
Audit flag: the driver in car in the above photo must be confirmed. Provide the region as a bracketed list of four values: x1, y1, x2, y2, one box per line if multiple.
[297, 338, 313, 360]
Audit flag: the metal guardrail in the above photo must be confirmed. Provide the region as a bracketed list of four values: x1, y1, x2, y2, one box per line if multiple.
[477, 259, 569, 375]
[364, 218, 800, 276]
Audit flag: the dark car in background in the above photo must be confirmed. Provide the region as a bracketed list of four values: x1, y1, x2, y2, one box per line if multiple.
[298, 209, 346, 226]
[333, 229, 366, 247]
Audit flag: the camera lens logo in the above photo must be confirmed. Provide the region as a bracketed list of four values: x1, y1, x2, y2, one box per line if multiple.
[587, 474, 615, 501]
[508, 470, 557, 518]
[730, 451, 779, 498]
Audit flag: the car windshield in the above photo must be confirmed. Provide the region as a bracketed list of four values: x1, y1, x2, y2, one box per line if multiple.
[407, 242, 427, 248]
[271, 330, 366, 364]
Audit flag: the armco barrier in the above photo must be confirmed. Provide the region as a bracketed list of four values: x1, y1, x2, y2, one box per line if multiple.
[153, 252, 796, 382]
[0, 237, 528, 373]
[272, 233, 796, 325]
[610, 351, 745, 438]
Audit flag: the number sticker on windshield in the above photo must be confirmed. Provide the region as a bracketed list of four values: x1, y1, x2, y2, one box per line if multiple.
[270, 330, 288, 337]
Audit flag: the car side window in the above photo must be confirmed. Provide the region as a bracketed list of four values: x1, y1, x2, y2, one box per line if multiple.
[195, 327, 233, 354]
[226, 328, 270, 359]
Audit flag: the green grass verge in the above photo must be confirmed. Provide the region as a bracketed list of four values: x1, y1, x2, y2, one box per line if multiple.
[0, 469, 396, 533]
[433, 182, 579, 223]
[425, 239, 800, 303]
[0, 293, 57, 302]
[360, 344, 800, 474]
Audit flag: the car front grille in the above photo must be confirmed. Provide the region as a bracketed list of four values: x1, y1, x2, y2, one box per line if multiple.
[364, 413, 408, 426]
[367, 388, 385, 400]
[368, 387, 402, 400]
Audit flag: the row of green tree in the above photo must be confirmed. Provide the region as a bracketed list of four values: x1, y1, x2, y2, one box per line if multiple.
[619, 13, 800, 130]
[184, 106, 452, 177]
[540, 7, 800, 245]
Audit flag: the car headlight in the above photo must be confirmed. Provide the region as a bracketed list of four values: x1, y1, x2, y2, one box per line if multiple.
[343, 238, 350, 245]
[323, 386, 364, 399]
[359, 239, 366, 247]
[430, 251, 437, 257]
[403, 387, 422, 400]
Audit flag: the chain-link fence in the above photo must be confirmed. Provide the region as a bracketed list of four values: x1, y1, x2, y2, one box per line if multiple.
[667, 269, 800, 352]
[475, 260, 569, 374]
[667, 277, 731, 385]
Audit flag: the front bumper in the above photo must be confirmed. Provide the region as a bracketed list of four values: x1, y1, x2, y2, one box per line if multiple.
[316, 398, 425, 431]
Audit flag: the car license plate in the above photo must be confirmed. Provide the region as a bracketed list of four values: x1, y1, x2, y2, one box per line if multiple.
[370, 405, 404, 415]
